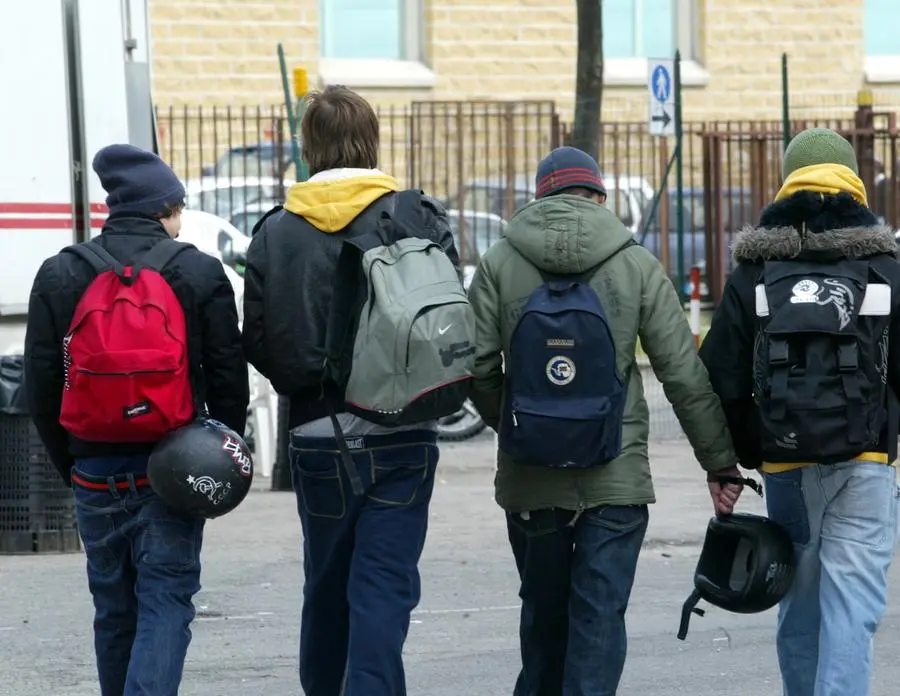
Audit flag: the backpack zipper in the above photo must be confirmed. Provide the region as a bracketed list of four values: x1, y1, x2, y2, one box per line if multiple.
[512, 411, 518, 427]
[76, 368, 176, 376]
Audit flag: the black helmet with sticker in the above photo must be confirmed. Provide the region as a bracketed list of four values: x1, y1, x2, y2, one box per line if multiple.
[677, 512, 796, 640]
[147, 418, 254, 519]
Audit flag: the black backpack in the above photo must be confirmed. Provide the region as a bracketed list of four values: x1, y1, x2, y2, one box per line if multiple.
[753, 258, 891, 463]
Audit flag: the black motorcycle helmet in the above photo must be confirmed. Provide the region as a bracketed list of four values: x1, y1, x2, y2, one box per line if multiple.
[677, 512, 795, 640]
[148, 418, 254, 519]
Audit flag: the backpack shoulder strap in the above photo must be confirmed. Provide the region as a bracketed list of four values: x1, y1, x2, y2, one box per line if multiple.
[341, 189, 422, 256]
[394, 188, 423, 212]
[251, 204, 283, 237]
[64, 240, 121, 276]
[138, 238, 191, 274]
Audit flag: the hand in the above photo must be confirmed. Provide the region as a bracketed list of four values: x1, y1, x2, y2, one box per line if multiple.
[707, 466, 744, 515]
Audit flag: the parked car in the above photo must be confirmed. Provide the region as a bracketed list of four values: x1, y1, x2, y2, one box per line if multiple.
[441, 173, 654, 236]
[184, 176, 292, 220]
[437, 208, 502, 443]
[445, 209, 506, 288]
[178, 209, 251, 280]
[229, 200, 280, 237]
[201, 141, 294, 179]
[638, 187, 755, 298]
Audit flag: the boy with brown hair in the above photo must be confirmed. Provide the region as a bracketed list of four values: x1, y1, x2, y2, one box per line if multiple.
[242, 85, 461, 696]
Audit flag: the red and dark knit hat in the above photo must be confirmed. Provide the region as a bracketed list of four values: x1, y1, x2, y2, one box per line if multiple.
[535, 146, 607, 199]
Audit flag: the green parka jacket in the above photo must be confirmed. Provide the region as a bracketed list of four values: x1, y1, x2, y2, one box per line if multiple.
[467, 194, 737, 512]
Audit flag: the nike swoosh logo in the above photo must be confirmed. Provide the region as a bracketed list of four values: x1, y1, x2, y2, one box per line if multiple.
[438, 324, 453, 335]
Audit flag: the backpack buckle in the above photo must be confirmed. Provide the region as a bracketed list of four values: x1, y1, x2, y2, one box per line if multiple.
[768, 338, 789, 365]
[837, 342, 858, 373]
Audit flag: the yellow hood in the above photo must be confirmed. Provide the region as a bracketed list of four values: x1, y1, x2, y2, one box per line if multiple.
[774, 163, 868, 208]
[284, 172, 400, 232]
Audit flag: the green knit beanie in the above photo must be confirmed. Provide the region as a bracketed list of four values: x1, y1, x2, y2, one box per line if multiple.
[782, 128, 859, 179]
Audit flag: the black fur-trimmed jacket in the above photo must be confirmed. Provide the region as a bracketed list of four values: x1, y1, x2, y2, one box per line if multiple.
[24, 216, 249, 483]
[699, 191, 900, 469]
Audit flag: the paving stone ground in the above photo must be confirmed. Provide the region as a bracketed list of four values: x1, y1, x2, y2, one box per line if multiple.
[2, 434, 899, 696]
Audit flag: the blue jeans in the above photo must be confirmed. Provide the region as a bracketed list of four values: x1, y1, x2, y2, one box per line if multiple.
[73, 456, 205, 696]
[765, 462, 900, 696]
[289, 430, 439, 696]
[506, 505, 649, 696]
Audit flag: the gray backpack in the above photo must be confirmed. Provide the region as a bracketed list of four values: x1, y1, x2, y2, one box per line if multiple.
[323, 190, 474, 433]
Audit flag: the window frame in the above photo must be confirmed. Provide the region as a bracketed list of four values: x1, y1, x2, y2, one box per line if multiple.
[318, 0, 436, 89]
[864, 0, 900, 83]
[603, 0, 709, 87]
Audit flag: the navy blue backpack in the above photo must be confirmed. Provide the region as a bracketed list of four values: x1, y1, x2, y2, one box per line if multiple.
[499, 241, 634, 469]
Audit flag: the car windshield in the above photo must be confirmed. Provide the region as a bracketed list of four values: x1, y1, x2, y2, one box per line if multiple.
[449, 214, 505, 263]
[215, 148, 291, 178]
[460, 183, 634, 227]
[230, 205, 275, 237]
[640, 191, 755, 234]
[462, 185, 533, 219]
[641, 194, 700, 233]
[188, 185, 281, 218]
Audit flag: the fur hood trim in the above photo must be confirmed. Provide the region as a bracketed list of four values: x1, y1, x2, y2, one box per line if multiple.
[732, 224, 896, 264]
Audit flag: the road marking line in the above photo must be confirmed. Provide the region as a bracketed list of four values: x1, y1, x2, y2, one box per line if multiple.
[412, 604, 519, 616]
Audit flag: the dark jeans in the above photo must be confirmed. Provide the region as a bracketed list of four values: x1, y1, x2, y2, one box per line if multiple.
[73, 455, 205, 696]
[507, 505, 649, 696]
[289, 430, 439, 696]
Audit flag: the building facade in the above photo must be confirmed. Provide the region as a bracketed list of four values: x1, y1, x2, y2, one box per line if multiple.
[150, 0, 900, 120]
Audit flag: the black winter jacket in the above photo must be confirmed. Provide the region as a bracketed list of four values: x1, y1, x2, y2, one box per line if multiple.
[242, 190, 459, 429]
[24, 216, 249, 483]
[699, 191, 900, 469]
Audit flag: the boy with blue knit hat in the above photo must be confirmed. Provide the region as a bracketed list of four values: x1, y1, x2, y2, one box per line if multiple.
[701, 127, 900, 696]
[25, 144, 248, 695]
[467, 145, 743, 694]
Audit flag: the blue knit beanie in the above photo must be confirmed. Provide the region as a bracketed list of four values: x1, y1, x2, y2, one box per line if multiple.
[92, 144, 185, 217]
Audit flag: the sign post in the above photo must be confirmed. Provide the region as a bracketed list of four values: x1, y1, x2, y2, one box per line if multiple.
[647, 56, 685, 299]
[647, 59, 675, 137]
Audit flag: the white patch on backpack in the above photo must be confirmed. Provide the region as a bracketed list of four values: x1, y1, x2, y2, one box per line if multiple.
[546, 356, 576, 386]
[789, 278, 855, 330]
[789, 280, 820, 304]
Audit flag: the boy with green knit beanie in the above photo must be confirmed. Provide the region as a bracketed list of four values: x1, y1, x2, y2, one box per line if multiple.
[700, 127, 900, 696]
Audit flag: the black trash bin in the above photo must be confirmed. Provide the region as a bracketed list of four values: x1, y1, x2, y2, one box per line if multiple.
[0, 355, 81, 554]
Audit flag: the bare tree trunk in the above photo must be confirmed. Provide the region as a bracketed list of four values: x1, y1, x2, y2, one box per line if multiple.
[571, 0, 604, 160]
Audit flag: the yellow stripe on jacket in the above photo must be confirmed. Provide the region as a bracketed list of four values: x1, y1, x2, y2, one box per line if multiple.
[774, 163, 868, 208]
[762, 451, 895, 474]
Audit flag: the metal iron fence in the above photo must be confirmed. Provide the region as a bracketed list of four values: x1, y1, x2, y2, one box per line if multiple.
[155, 99, 900, 444]
[155, 100, 900, 287]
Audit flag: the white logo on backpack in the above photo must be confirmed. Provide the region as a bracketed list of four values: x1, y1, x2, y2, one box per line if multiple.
[546, 355, 576, 386]
[790, 279, 820, 303]
[789, 278, 855, 330]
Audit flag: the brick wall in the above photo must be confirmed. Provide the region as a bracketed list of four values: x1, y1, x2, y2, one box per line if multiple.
[149, 0, 900, 184]
[150, 0, 319, 106]
[150, 0, 898, 120]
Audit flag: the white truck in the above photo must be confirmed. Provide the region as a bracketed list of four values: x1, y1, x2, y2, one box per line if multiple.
[0, 0, 157, 349]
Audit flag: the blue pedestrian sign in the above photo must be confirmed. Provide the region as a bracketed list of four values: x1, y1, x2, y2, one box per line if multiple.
[651, 64, 671, 103]
[647, 58, 676, 137]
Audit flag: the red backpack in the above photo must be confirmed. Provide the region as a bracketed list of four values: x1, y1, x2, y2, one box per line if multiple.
[59, 239, 195, 443]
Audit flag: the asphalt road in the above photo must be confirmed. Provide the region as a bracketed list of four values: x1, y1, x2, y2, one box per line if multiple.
[2, 436, 899, 696]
